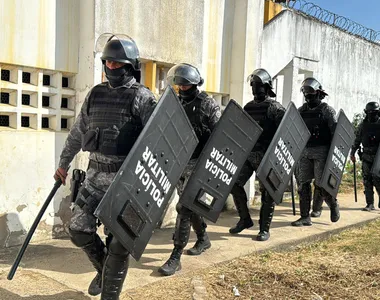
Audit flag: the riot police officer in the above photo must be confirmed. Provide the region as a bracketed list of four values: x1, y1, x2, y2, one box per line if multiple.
[158, 63, 221, 276]
[292, 77, 339, 227]
[229, 68, 285, 241]
[351, 102, 380, 211]
[54, 34, 157, 299]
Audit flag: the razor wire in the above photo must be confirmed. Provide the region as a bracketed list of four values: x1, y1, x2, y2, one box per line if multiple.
[280, 0, 380, 43]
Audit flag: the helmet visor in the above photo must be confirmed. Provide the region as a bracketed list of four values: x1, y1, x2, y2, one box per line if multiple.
[167, 64, 201, 86]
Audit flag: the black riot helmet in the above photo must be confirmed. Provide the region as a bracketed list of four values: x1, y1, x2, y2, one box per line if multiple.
[301, 77, 328, 98]
[247, 68, 276, 99]
[167, 63, 204, 86]
[95, 33, 142, 84]
[364, 102, 380, 114]
[99, 35, 141, 70]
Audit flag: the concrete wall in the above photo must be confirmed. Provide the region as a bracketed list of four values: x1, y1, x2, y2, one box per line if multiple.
[0, 0, 80, 72]
[261, 10, 380, 120]
[0, 0, 81, 247]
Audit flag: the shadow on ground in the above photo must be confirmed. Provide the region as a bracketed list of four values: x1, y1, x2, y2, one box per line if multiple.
[0, 288, 91, 300]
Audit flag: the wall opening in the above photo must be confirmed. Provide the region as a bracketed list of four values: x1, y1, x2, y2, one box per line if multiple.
[1, 92, 10, 104]
[0, 115, 10, 127]
[1, 70, 10, 81]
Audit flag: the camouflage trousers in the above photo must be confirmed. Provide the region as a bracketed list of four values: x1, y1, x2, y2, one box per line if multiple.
[69, 167, 116, 233]
[173, 159, 208, 248]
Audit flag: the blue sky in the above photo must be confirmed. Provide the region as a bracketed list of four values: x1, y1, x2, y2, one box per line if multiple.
[300, 0, 380, 31]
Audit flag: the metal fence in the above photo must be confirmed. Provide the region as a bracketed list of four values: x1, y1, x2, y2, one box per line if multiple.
[280, 0, 380, 43]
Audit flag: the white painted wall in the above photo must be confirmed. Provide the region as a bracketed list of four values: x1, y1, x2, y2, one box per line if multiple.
[261, 10, 380, 120]
[0, 0, 79, 73]
[0, 0, 81, 248]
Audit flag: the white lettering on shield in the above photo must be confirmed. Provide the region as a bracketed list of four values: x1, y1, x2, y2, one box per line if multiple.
[205, 147, 238, 185]
[134, 146, 172, 208]
[274, 137, 294, 175]
[332, 146, 345, 172]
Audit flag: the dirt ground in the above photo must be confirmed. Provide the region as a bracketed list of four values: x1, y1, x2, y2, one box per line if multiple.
[123, 218, 380, 300]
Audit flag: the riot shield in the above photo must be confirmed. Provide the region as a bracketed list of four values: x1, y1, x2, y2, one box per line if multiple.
[180, 100, 263, 222]
[369, 125, 380, 177]
[320, 109, 355, 198]
[95, 85, 198, 260]
[256, 102, 311, 204]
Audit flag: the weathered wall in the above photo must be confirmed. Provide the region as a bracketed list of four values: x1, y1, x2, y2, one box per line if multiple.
[0, 0, 80, 72]
[261, 10, 380, 119]
[0, 0, 83, 248]
[0, 131, 71, 247]
[93, 0, 263, 95]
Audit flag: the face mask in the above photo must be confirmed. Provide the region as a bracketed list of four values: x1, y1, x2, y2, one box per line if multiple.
[367, 112, 379, 123]
[179, 85, 198, 101]
[252, 82, 267, 102]
[304, 93, 321, 108]
[105, 65, 132, 87]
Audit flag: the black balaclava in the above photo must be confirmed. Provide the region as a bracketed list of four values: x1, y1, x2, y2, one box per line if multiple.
[104, 64, 134, 88]
[305, 92, 322, 109]
[252, 81, 267, 102]
[367, 111, 379, 123]
[179, 85, 199, 102]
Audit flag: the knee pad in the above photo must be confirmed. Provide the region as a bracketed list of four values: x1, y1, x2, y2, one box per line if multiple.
[175, 202, 183, 214]
[69, 229, 95, 248]
[108, 238, 129, 257]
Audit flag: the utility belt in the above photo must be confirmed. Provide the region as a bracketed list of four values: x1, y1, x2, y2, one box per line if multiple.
[88, 159, 124, 173]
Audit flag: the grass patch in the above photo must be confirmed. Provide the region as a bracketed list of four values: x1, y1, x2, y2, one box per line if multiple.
[123, 219, 380, 300]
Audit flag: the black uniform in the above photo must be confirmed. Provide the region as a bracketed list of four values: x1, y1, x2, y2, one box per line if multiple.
[351, 102, 380, 211]
[158, 63, 221, 276]
[229, 68, 285, 242]
[292, 77, 339, 227]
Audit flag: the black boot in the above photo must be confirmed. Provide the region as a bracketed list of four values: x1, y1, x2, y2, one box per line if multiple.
[229, 218, 254, 234]
[230, 185, 254, 234]
[187, 215, 211, 255]
[292, 183, 312, 226]
[158, 246, 183, 276]
[101, 240, 129, 300]
[159, 206, 190, 276]
[325, 195, 340, 222]
[311, 185, 323, 218]
[256, 192, 275, 242]
[363, 190, 375, 211]
[82, 235, 106, 296]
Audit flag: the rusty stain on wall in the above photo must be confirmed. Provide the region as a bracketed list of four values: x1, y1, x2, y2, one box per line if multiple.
[16, 204, 27, 212]
[54, 195, 72, 237]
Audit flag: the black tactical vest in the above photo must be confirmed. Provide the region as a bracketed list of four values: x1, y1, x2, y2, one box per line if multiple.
[84, 82, 143, 156]
[244, 99, 277, 149]
[300, 103, 331, 147]
[361, 120, 380, 153]
[182, 92, 211, 159]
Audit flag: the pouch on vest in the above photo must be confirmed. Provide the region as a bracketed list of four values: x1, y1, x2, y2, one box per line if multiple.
[99, 125, 120, 155]
[81, 128, 99, 152]
[75, 188, 101, 215]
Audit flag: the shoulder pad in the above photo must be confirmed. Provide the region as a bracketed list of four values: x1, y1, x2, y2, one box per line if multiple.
[197, 91, 209, 100]
[131, 82, 141, 89]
